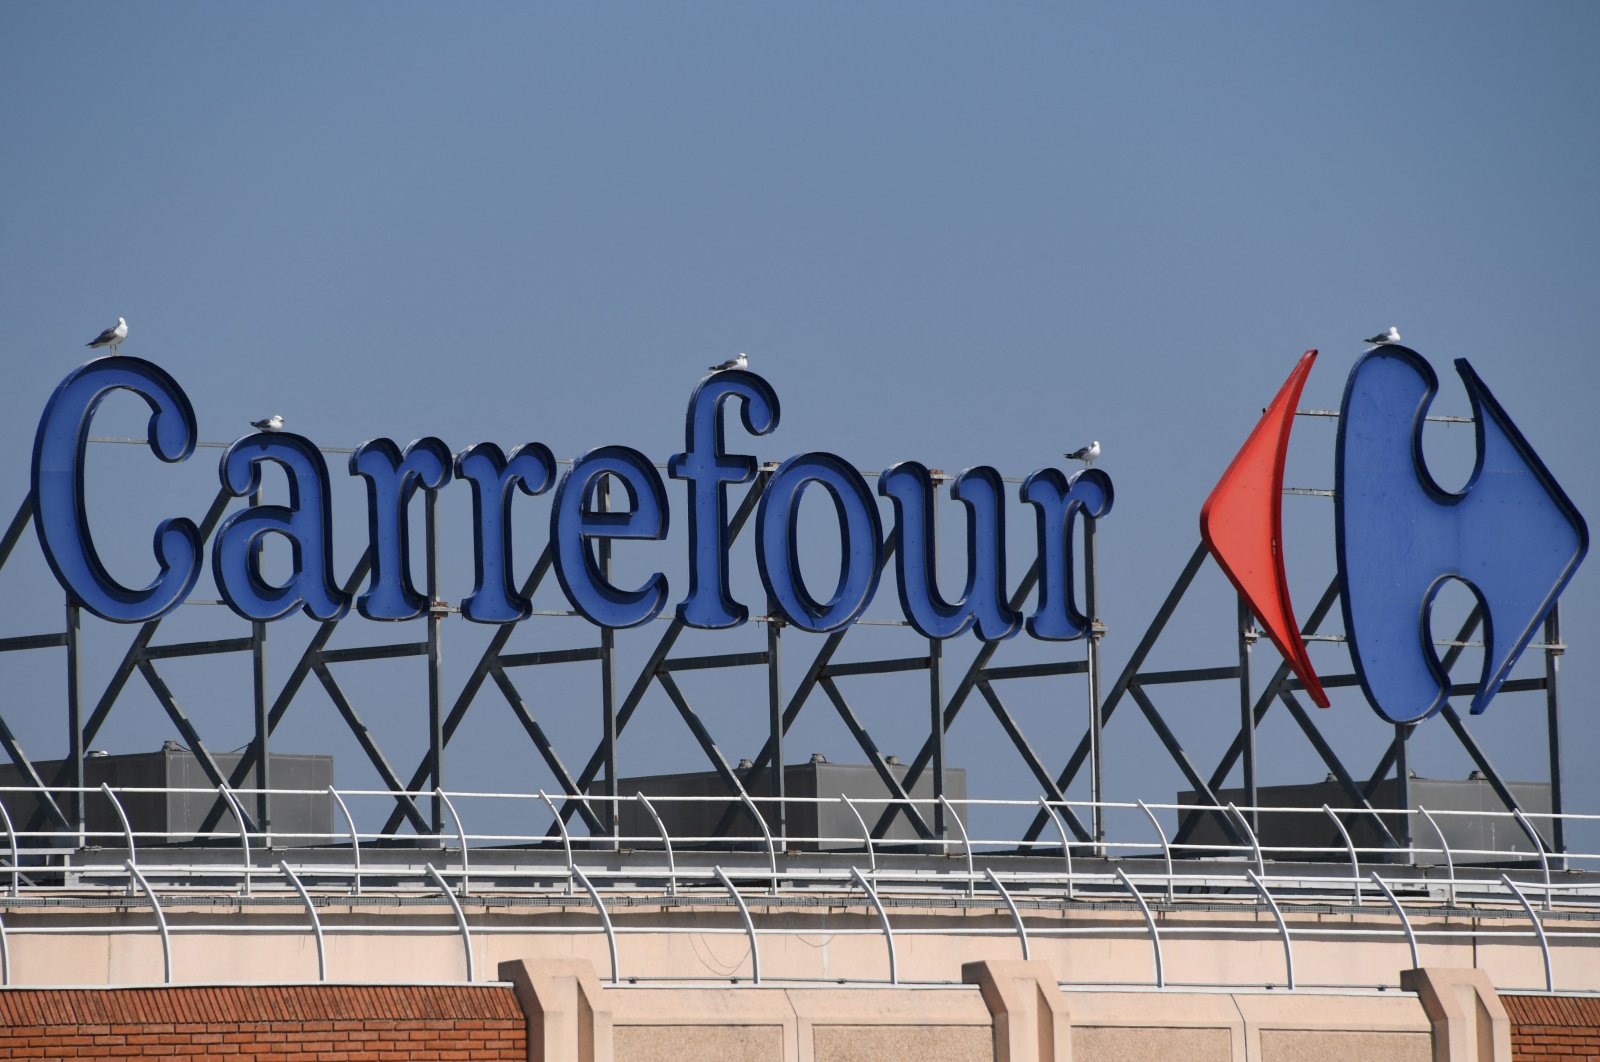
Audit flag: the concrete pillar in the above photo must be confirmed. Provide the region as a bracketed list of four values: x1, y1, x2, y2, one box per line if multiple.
[1400, 967, 1511, 1062]
[499, 957, 614, 1062]
[962, 959, 1071, 1062]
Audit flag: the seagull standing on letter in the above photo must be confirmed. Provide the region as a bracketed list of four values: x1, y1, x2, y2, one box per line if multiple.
[709, 352, 748, 372]
[86, 317, 127, 354]
[250, 414, 285, 433]
[1363, 326, 1401, 346]
[1064, 441, 1101, 467]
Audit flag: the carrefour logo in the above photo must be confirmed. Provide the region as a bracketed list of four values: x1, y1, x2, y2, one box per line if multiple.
[1201, 347, 1587, 725]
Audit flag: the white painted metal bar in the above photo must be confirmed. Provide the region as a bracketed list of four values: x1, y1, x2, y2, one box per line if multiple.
[942, 795, 974, 897]
[424, 863, 476, 983]
[573, 864, 619, 984]
[1228, 802, 1265, 878]
[1038, 796, 1074, 901]
[1136, 799, 1174, 902]
[635, 792, 677, 896]
[1369, 872, 1418, 970]
[1418, 806, 1455, 906]
[714, 865, 761, 984]
[741, 791, 778, 894]
[328, 786, 363, 896]
[841, 795, 876, 875]
[279, 861, 327, 982]
[1321, 804, 1362, 907]
[1114, 867, 1164, 988]
[1246, 868, 1295, 990]
[538, 789, 575, 895]
[1512, 809, 1552, 911]
[850, 866, 898, 985]
[125, 860, 172, 984]
[435, 787, 470, 896]
[101, 783, 137, 872]
[985, 868, 1030, 961]
[216, 785, 253, 897]
[1501, 873, 1553, 991]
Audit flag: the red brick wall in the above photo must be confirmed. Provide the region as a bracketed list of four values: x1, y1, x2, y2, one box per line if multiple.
[1504, 994, 1600, 1061]
[0, 984, 526, 1061]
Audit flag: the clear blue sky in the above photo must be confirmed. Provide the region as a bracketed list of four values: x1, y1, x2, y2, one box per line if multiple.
[2, 4, 1596, 847]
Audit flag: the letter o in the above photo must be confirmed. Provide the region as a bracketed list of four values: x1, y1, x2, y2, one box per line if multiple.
[757, 452, 882, 632]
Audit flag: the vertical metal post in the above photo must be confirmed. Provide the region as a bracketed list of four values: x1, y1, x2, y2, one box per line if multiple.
[1085, 516, 1103, 847]
[65, 602, 84, 845]
[1545, 605, 1565, 857]
[1394, 724, 1413, 853]
[930, 476, 946, 839]
[426, 490, 444, 837]
[764, 478, 786, 846]
[251, 486, 270, 843]
[598, 478, 619, 845]
[1238, 596, 1257, 834]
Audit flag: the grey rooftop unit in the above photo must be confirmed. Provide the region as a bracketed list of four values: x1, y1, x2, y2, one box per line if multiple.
[611, 758, 966, 851]
[0, 746, 334, 847]
[1176, 775, 1551, 865]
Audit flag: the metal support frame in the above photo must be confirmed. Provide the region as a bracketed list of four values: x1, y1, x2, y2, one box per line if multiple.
[1229, 803, 1265, 878]
[714, 865, 761, 983]
[1418, 806, 1455, 906]
[1038, 797, 1074, 901]
[942, 795, 974, 897]
[1369, 872, 1418, 970]
[329, 787, 363, 895]
[1512, 808, 1552, 910]
[850, 866, 897, 985]
[538, 789, 575, 895]
[125, 860, 172, 984]
[1501, 873, 1553, 992]
[573, 864, 619, 984]
[216, 785, 253, 896]
[1115, 866, 1164, 988]
[1137, 799, 1174, 902]
[985, 868, 1030, 960]
[436, 787, 470, 896]
[425, 862, 476, 982]
[1246, 869, 1295, 990]
[279, 861, 327, 982]
[635, 792, 677, 896]
[842, 795, 876, 874]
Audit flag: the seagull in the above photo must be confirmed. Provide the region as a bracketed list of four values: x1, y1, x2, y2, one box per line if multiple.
[1064, 441, 1101, 467]
[250, 414, 285, 433]
[1363, 326, 1401, 346]
[708, 352, 748, 372]
[86, 317, 127, 354]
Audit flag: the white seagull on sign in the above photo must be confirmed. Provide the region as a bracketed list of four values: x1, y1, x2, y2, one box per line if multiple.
[1363, 326, 1401, 346]
[87, 317, 127, 354]
[709, 352, 748, 372]
[1064, 441, 1101, 467]
[250, 414, 285, 433]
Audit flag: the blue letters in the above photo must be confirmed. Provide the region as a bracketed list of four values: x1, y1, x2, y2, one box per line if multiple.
[551, 445, 670, 628]
[213, 433, 351, 622]
[350, 437, 454, 620]
[757, 453, 882, 632]
[668, 370, 781, 628]
[880, 462, 1020, 641]
[31, 356, 201, 622]
[1020, 468, 1113, 640]
[456, 442, 557, 624]
[1336, 347, 1588, 723]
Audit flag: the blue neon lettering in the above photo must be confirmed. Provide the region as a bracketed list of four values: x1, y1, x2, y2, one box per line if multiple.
[213, 432, 351, 622]
[456, 441, 557, 624]
[350, 437, 453, 621]
[757, 452, 882, 633]
[1020, 467, 1113, 640]
[668, 370, 781, 629]
[30, 356, 201, 622]
[551, 445, 670, 628]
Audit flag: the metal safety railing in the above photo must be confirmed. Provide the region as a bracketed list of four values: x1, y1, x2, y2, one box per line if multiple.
[0, 784, 1594, 992]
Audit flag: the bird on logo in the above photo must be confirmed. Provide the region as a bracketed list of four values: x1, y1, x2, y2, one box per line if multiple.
[1064, 441, 1101, 467]
[250, 414, 285, 433]
[709, 352, 748, 372]
[1363, 326, 1401, 346]
[86, 317, 127, 354]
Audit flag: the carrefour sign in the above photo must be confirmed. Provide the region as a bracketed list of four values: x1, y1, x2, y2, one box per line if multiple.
[27, 347, 1586, 727]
